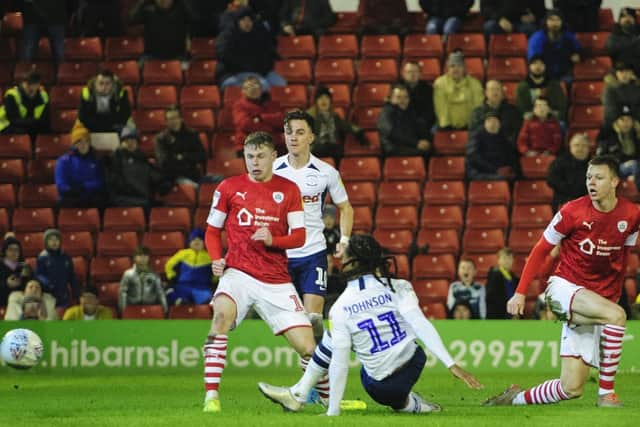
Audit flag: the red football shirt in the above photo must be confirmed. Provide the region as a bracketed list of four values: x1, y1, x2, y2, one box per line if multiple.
[207, 174, 304, 284]
[542, 196, 640, 301]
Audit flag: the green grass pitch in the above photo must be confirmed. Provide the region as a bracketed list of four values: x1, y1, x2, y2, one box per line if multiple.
[1, 367, 638, 427]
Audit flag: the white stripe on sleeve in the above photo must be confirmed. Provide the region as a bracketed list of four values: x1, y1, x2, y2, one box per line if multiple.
[287, 210, 305, 229]
[207, 209, 227, 228]
[625, 231, 638, 246]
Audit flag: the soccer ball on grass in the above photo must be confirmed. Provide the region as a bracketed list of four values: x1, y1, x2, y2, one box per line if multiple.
[0, 328, 44, 369]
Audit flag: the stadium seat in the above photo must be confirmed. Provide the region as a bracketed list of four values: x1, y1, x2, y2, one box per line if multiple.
[0, 184, 15, 208]
[314, 59, 354, 84]
[198, 183, 219, 207]
[575, 32, 609, 56]
[463, 253, 497, 281]
[408, 11, 428, 33]
[361, 35, 401, 58]
[105, 36, 144, 59]
[569, 105, 604, 129]
[420, 302, 447, 320]
[463, 57, 485, 81]
[489, 33, 527, 57]
[12, 207, 54, 232]
[58, 208, 100, 234]
[64, 37, 102, 61]
[390, 254, 409, 279]
[520, 155, 556, 179]
[508, 228, 544, 254]
[446, 33, 485, 57]
[465, 205, 509, 230]
[98, 282, 120, 307]
[372, 229, 414, 254]
[50, 85, 83, 109]
[344, 181, 377, 207]
[357, 58, 398, 83]
[352, 83, 391, 107]
[428, 156, 465, 181]
[339, 157, 381, 182]
[222, 85, 242, 107]
[142, 60, 182, 85]
[377, 181, 422, 206]
[131, 109, 165, 133]
[408, 58, 441, 82]
[1, 12, 23, 35]
[573, 56, 611, 81]
[97, 231, 139, 257]
[211, 132, 239, 159]
[467, 181, 511, 205]
[181, 108, 215, 132]
[412, 254, 456, 280]
[15, 232, 44, 258]
[137, 85, 178, 109]
[142, 231, 185, 256]
[375, 206, 418, 230]
[570, 81, 604, 105]
[350, 106, 381, 130]
[149, 207, 191, 233]
[207, 158, 246, 177]
[432, 130, 468, 155]
[312, 84, 350, 109]
[598, 8, 614, 31]
[216, 107, 234, 131]
[169, 304, 213, 319]
[178, 85, 220, 110]
[317, 34, 358, 58]
[462, 229, 505, 254]
[402, 34, 443, 59]
[422, 180, 466, 206]
[0, 208, 8, 235]
[14, 61, 55, 85]
[416, 228, 459, 255]
[193, 207, 209, 229]
[103, 207, 146, 232]
[513, 180, 553, 205]
[90, 256, 131, 283]
[0, 159, 25, 184]
[501, 81, 518, 104]
[274, 59, 313, 84]
[412, 279, 449, 304]
[62, 231, 95, 258]
[383, 157, 426, 181]
[343, 131, 381, 157]
[487, 57, 527, 82]
[101, 60, 140, 85]
[122, 305, 165, 319]
[511, 204, 553, 229]
[327, 12, 359, 34]
[352, 206, 373, 233]
[50, 109, 79, 133]
[270, 85, 308, 109]
[185, 59, 216, 84]
[190, 37, 216, 59]
[158, 184, 197, 208]
[277, 35, 315, 59]
[18, 183, 58, 208]
[57, 61, 98, 85]
[0, 134, 31, 159]
[420, 205, 464, 229]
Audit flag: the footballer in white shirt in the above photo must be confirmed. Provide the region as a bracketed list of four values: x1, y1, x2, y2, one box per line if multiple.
[258, 234, 483, 416]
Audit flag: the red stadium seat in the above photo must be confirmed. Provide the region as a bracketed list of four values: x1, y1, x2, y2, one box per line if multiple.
[433, 130, 468, 155]
[416, 228, 459, 255]
[149, 207, 191, 233]
[12, 207, 54, 232]
[207, 158, 246, 177]
[511, 204, 553, 229]
[343, 131, 381, 157]
[393, 254, 410, 279]
[0, 159, 25, 184]
[142, 60, 182, 85]
[571, 81, 604, 105]
[569, 105, 604, 129]
[216, 107, 234, 130]
[422, 180, 466, 206]
[2, 12, 23, 36]
[169, 304, 213, 319]
[352, 206, 373, 233]
[313, 84, 350, 109]
[317, 34, 358, 58]
[420, 205, 464, 229]
[327, 12, 360, 34]
[463, 57, 485, 81]
[270, 85, 308, 109]
[0, 184, 15, 208]
[103, 207, 146, 232]
[353, 83, 391, 107]
[467, 181, 511, 205]
[598, 9, 614, 31]
[222, 86, 242, 107]
[462, 229, 505, 254]
[179, 85, 220, 109]
[64, 37, 103, 61]
[132, 109, 165, 133]
[357, 59, 398, 83]
[105, 36, 144, 59]
[575, 32, 609, 56]
[383, 157, 426, 181]
[573, 56, 611, 81]
[412, 279, 449, 304]
[101, 60, 140, 85]
[0, 208, 8, 235]
[403, 34, 443, 59]
[181, 108, 215, 132]
[501, 81, 518, 104]
[350, 106, 381, 130]
[15, 232, 44, 258]
[428, 156, 465, 181]
[211, 132, 239, 159]
[487, 57, 527, 82]
[185, 59, 216, 84]
[465, 205, 509, 230]
[137, 85, 178, 109]
[198, 183, 219, 207]
[513, 180, 553, 204]
[34, 134, 72, 159]
[377, 181, 422, 206]
[158, 184, 197, 208]
[408, 58, 441, 82]
[190, 37, 216, 59]
[274, 59, 313, 84]
[98, 282, 120, 307]
[489, 33, 527, 57]
[520, 155, 556, 179]
[57, 61, 98, 84]
[50, 109, 78, 133]
[122, 305, 165, 319]
[412, 254, 456, 280]
[344, 181, 377, 207]
[97, 231, 139, 257]
[375, 205, 418, 230]
[277, 35, 315, 59]
[361, 35, 401, 58]
[14, 61, 55, 85]
[508, 228, 544, 254]
[463, 253, 497, 281]
[193, 207, 210, 229]
[58, 208, 101, 234]
[372, 229, 414, 254]
[446, 33, 485, 57]
[62, 231, 95, 258]
[50, 85, 83, 109]
[0, 134, 31, 159]
[18, 183, 58, 208]
[339, 157, 381, 182]
[90, 256, 131, 283]
[142, 231, 185, 256]
[420, 302, 447, 320]
[314, 59, 354, 84]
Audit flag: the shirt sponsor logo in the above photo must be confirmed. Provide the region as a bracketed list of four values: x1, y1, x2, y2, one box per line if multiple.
[237, 208, 253, 226]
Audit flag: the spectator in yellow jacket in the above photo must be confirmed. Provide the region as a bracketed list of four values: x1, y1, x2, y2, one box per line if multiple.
[165, 229, 214, 305]
[63, 287, 113, 320]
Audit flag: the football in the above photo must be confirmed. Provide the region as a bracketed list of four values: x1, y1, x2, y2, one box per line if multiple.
[0, 328, 44, 369]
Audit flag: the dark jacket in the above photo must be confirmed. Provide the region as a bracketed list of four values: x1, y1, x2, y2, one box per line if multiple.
[216, 12, 279, 81]
[466, 129, 519, 180]
[596, 124, 640, 164]
[553, 0, 601, 32]
[377, 102, 430, 157]
[155, 125, 207, 182]
[78, 77, 131, 133]
[528, 29, 581, 79]
[54, 147, 106, 202]
[0, 85, 50, 135]
[515, 75, 567, 121]
[605, 24, 640, 74]
[400, 79, 436, 131]
[306, 106, 362, 158]
[480, 0, 545, 23]
[469, 100, 522, 143]
[358, 0, 408, 30]
[0, 261, 30, 306]
[35, 249, 79, 308]
[603, 81, 640, 126]
[419, 0, 473, 18]
[129, 0, 193, 59]
[22, 0, 67, 26]
[106, 148, 168, 207]
[485, 266, 519, 319]
[547, 152, 589, 211]
[279, 0, 335, 34]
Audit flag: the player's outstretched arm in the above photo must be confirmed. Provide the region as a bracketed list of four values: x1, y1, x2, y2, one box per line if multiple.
[449, 364, 483, 389]
[334, 201, 353, 257]
[205, 225, 226, 276]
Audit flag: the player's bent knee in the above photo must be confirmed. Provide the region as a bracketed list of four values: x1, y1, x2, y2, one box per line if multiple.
[606, 305, 627, 326]
[560, 380, 584, 399]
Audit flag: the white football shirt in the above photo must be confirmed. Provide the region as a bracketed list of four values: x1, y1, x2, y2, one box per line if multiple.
[274, 154, 349, 258]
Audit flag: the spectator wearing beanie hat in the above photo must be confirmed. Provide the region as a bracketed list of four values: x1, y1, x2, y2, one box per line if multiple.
[306, 86, 364, 160]
[165, 228, 214, 305]
[603, 62, 640, 125]
[596, 105, 640, 188]
[35, 228, 80, 308]
[606, 8, 640, 76]
[54, 121, 106, 208]
[515, 54, 567, 121]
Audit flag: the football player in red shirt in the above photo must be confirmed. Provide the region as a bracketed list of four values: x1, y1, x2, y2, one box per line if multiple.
[201, 132, 315, 412]
[485, 155, 640, 408]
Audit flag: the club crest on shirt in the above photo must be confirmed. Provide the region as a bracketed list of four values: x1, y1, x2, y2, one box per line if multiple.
[305, 174, 319, 187]
[618, 221, 628, 232]
[272, 192, 284, 204]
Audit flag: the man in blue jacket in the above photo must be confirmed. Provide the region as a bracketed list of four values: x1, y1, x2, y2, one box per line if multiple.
[36, 229, 80, 309]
